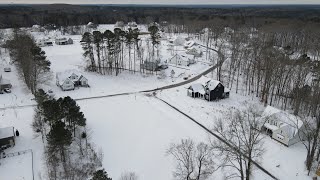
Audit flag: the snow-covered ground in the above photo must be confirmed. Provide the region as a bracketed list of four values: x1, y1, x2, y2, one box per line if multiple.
[0, 24, 312, 180]
[156, 76, 311, 180]
[0, 151, 34, 180]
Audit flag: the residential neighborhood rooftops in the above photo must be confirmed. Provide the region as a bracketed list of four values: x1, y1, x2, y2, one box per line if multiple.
[0, 127, 14, 139]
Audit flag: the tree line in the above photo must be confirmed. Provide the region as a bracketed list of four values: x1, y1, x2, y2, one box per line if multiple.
[32, 89, 109, 180]
[81, 25, 160, 75]
[5, 30, 51, 94]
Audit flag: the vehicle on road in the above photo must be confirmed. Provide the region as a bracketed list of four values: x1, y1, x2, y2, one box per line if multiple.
[4, 67, 11, 72]
[3, 88, 11, 93]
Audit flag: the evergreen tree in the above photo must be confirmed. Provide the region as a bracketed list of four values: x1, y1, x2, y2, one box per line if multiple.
[42, 99, 63, 126]
[148, 25, 160, 60]
[30, 46, 51, 94]
[46, 121, 72, 162]
[91, 169, 112, 180]
[81, 32, 96, 71]
[103, 30, 116, 73]
[93, 31, 103, 73]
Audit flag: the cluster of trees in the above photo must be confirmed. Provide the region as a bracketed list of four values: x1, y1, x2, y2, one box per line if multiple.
[190, 20, 320, 175]
[5, 30, 51, 94]
[81, 25, 160, 75]
[1, 4, 320, 28]
[168, 107, 264, 180]
[32, 89, 105, 180]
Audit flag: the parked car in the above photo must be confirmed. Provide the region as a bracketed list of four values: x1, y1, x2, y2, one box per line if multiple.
[3, 88, 11, 93]
[0, 91, 3, 94]
[4, 67, 11, 72]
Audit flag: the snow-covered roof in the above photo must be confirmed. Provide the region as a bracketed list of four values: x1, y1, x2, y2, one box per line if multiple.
[184, 41, 195, 48]
[0, 75, 11, 85]
[262, 106, 303, 139]
[206, 80, 222, 91]
[0, 127, 14, 139]
[56, 69, 83, 85]
[189, 83, 205, 94]
[87, 22, 94, 25]
[196, 76, 212, 86]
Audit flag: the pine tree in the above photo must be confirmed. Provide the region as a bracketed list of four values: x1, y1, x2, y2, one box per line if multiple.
[81, 32, 96, 71]
[30, 45, 51, 94]
[91, 169, 112, 180]
[46, 121, 72, 162]
[93, 31, 103, 73]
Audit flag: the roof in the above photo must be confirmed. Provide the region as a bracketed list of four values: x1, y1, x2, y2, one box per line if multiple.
[56, 69, 83, 85]
[0, 76, 11, 85]
[189, 83, 205, 94]
[206, 80, 222, 91]
[262, 106, 303, 139]
[0, 127, 14, 139]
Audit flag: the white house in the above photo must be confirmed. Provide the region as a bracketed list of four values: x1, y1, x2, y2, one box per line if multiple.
[128, 21, 138, 29]
[37, 38, 53, 47]
[261, 106, 304, 146]
[184, 40, 195, 48]
[186, 47, 203, 57]
[168, 54, 192, 66]
[187, 83, 205, 98]
[115, 21, 125, 30]
[56, 70, 89, 91]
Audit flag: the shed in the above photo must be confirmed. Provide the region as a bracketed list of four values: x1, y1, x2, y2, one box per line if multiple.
[55, 37, 68, 45]
[67, 38, 73, 45]
[0, 127, 15, 148]
[173, 36, 185, 46]
[186, 47, 203, 57]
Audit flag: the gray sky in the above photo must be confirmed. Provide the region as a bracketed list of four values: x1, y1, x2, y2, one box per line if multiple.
[0, 0, 319, 4]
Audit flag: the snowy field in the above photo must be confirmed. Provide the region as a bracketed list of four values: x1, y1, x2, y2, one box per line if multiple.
[156, 76, 311, 180]
[0, 151, 33, 180]
[0, 24, 312, 180]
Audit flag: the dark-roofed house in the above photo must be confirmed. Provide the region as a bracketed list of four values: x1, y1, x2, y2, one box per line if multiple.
[204, 80, 225, 101]
[0, 127, 15, 148]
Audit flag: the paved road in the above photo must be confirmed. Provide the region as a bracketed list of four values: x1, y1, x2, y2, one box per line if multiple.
[0, 63, 218, 110]
[155, 96, 279, 180]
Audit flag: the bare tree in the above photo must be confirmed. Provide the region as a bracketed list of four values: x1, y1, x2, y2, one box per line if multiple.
[211, 107, 264, 180]
[167, 138, 216, 180]
[119, 172, 139, 180]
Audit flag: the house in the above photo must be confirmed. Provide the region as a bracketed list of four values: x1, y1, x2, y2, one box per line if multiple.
[186, 47, 203, 57]
[55, 37, 68, 45]
[128, 21, 138, 29]
[260, 106, 304, 146]
[115, 21, 125, 30]
[56, 70, 89, 91]
[168, 54, 192, 66]
[0, 75, 12, 91]
[173, 36, 185, 46]
[187, 83, 205, 98]
[37, 39, 53, 47]
[204, 80, 225, 101]
[87, 22, 98, 29]
[31, 24, 41, 32]
[0, 127, 15, 148]
[184, 41, 195, 48]
[67, 38, 73, 45]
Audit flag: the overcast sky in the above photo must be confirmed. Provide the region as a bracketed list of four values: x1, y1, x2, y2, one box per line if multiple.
[0, 0, 319, 4]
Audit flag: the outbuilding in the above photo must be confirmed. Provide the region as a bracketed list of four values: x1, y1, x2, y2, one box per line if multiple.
[0, 75, 12, 91]
[0, 127, 15, 148]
